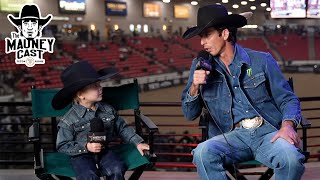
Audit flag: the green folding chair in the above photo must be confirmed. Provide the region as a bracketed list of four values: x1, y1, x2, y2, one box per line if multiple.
[28, 79, 158, 180]
[199, 77, 311, 180]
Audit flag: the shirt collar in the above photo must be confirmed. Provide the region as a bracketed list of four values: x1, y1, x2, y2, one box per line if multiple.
[212, 43, 251, 66]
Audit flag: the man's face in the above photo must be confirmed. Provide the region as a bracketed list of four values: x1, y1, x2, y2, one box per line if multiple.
[199, 27, 227, 57]
[21, 19, 39, 38]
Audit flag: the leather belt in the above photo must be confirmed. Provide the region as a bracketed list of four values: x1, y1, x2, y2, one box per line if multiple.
[234, 116, 264, 129]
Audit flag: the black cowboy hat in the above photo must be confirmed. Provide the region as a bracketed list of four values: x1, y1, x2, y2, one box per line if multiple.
[51, 61, 118, 110]
[7, 4, 52, 27]
[183, 4, 247, 40]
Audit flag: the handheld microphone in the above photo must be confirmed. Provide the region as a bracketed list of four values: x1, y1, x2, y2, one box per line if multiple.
[196, 50, 212, 71]
[88, 117, 106, 165]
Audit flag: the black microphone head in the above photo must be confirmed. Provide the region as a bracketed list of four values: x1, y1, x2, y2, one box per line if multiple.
[197, 50, 209, 59]
[90, 117, 105, 133]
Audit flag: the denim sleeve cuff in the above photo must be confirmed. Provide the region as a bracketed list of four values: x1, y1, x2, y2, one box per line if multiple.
[130, 134, 144, 146]
[186, 89, 199, 102]
[282, 115, 301, 127]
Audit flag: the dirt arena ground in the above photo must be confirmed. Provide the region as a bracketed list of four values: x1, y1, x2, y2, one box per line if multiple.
[132, 73, 320, 157]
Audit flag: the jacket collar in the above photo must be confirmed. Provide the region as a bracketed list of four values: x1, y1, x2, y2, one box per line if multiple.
[72, 102, 107, 118]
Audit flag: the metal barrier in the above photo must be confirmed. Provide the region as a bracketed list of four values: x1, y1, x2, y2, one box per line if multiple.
[0, 97, 320, 169]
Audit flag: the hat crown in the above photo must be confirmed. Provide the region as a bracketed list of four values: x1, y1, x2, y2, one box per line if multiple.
[197, 5, 228, 27]
[20, 5, 41, 19]
[61, 61, 100, 87]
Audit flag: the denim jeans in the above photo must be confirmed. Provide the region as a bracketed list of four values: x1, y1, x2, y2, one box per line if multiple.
[70, 150, 127, 180]
[192, 120, 305, 180]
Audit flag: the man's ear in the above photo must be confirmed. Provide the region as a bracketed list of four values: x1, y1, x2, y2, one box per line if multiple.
[222, 29, 230, 40]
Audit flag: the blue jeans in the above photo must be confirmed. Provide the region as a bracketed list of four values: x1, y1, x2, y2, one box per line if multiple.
[70, 150, 127, 180]
[192, 120, 305, 180]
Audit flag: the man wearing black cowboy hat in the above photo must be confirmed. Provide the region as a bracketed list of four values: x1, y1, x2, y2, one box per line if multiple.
[181, 4, 304, 180]
[8, 4, 52, 39]
[53, 61, 149, 180]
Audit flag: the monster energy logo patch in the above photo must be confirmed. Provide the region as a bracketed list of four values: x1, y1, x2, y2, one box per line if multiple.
[246, 68, 252, 76]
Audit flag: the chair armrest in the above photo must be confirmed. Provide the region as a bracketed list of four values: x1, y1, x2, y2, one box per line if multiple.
[137, 113, 158, 133]
[28, 120, 40, 142]
[300, 117, 311, 128]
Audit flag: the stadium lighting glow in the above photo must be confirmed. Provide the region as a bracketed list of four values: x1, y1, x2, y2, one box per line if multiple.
[241, 1, 247, 5]
[90, 24, 95, 31]
[191, 1, 198, 5]
[277, 25, 281, 28]
[216, 3, 221, 5]
[232, 4, 239, 9]
[129, 24, 134, 32]
[261, 3, 267, 7]
[114, 24, 119, 30]
[162, 0, 170, 3]
[222, 0, 228, 3]
[163, 25, 167, 31]
[228, 12, 232, 15]
[249, 0, 255, 2]
[250, 6, 256, 10]
[143, 24, 148, 33]
[266, 7, 271, 11]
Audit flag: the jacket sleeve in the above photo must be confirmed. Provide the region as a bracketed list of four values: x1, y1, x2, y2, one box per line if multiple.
[181, 58, 203, 121]
[114, 114, 144, 146]
[264, 53, 302, 126]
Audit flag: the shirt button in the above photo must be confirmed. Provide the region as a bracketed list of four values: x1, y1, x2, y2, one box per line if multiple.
[233, 76, 236, 78]
[228, 94, 231, 97]
[82, 126, 84, 128]
[246, 110, 249, 113]
[79, 150, 82, 152]
[238, 101, 241, 103]
[227, 110, 230, 113]
[234, 87, 238, 89]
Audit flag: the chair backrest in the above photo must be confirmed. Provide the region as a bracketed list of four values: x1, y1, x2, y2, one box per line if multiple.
[31, 89, 71, 118]
[31, 79, 140, 118]
[102, 79, 140, 111]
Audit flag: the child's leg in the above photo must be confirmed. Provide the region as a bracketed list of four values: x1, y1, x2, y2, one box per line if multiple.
[70, 154, 100, 180]
[99, 151, 127, 180]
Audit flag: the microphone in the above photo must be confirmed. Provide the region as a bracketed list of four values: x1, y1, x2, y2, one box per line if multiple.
[196, 50, 212, 71]
[88, 117, 106, 166]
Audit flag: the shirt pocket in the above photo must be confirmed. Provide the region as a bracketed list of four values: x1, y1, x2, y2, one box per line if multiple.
[202, 77, 223, 101]
[242, 73, 269, 103]
[73, 121, 90, 139]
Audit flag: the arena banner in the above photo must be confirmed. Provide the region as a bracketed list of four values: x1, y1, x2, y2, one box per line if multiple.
[143, 3, 160, 18]
[174, 5, 189, 19]
[105, 1, 127, 16]
[5, 4, 55, 67]
[59, 0, 86, 14]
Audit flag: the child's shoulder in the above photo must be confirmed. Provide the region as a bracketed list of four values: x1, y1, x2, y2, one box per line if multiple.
[98, 102, 116, 113]
[59, 108, 78, 126]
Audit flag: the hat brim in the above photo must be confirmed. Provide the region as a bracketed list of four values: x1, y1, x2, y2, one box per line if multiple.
[8, 14, 52, 27]
[51, 72, 117, 110]
[183, 14, 247, 40]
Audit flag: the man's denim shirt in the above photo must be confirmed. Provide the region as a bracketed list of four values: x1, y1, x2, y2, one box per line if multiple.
[56, 102, 144, 156]
[181, 44, 302, 138]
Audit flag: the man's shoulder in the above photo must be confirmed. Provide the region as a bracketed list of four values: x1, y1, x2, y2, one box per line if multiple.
[242, 47, 274, 65]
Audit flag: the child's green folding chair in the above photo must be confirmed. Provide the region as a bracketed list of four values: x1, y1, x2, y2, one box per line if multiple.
[28, 79, 158, 180]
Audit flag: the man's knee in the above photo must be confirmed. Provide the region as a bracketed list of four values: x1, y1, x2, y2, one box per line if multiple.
[192, 142, 223, 166]
[273, 149, 305, 171]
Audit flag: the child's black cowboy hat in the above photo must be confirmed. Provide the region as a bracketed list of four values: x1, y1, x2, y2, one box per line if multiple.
[51, 61, 118, 110]
[183, 4, 247, 39]
[8, 4, 52, 27]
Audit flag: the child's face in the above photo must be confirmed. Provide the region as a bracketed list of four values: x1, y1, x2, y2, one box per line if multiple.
[79, 82, 103, 104]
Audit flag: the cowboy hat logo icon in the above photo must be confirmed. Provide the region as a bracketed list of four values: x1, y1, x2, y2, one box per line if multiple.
[5, 4, 55, 67]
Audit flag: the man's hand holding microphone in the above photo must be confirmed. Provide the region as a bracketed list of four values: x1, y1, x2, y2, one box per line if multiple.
[190, 50, 211, 97]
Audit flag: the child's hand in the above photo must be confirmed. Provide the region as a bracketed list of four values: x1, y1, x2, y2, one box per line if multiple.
[86, 142, 103, 153]
[137, 143, 150, 156]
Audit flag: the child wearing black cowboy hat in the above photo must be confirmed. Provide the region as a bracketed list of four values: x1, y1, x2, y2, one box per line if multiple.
[52, 61, 149, 180]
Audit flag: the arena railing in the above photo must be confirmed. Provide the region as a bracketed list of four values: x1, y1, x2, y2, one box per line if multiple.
[0, 97, 320, 169]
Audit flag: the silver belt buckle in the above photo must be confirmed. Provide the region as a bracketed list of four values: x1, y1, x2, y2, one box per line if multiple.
[241, 116, 263, 129]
